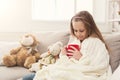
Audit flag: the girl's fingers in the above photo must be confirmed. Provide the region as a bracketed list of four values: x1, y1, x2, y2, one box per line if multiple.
[63, 45, 67, 48]
[67, 49, 74, 53]
[70, 46, 77, 51]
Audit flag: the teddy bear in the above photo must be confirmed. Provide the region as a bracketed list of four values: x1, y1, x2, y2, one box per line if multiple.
[29, 41, 63, 72]
[3, 34, 41, 69]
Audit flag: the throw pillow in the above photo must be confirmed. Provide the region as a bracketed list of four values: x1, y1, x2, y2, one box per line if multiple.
[104, 34, 120, 72]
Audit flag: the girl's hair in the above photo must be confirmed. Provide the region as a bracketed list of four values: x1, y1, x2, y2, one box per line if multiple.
[70, 11, 109, 51]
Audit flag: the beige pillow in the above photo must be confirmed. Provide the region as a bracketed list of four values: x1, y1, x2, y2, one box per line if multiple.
[32, 31, 70, 53]
[104, 34, 120, 72]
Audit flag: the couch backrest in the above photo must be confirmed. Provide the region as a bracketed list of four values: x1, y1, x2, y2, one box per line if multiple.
[32, 31, 70, 53]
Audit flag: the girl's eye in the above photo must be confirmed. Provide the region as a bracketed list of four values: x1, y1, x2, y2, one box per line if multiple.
[79, 30, 84, 32]
[74, 30, 77, 32]
[74, 29, 85, 32]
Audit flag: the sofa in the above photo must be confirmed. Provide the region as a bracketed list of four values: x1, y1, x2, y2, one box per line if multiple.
[0, 31, 120, 80]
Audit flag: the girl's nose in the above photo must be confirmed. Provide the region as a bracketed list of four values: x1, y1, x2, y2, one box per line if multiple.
[76, 32, 81, 36]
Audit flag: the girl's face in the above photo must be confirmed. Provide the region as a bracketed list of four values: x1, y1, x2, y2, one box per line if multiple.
[72, 21, 88, 41]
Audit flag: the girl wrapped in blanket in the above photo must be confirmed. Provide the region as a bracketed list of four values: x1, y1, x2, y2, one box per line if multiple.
[22, 11, 112, 80]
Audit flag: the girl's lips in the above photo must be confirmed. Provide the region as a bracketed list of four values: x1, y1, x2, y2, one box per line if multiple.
[78, 37, 82, 40]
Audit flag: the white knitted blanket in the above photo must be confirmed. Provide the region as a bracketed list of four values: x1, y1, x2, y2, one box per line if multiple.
[33, 37, 112, 80]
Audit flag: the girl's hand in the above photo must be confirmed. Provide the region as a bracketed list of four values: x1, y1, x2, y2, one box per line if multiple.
[61, 46, 67, 55]
[68, 46, 82, 60]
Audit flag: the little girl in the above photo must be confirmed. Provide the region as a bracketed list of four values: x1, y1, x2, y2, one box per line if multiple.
[22, 11, 112, 80]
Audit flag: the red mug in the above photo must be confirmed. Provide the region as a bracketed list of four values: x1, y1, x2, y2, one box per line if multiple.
[66, 44, 80, 56]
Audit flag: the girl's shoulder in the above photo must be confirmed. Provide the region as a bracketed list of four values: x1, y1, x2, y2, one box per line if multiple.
[83, 37, 103, 44]
[87, 37, 100, 41]
[81, 37, 105, 49]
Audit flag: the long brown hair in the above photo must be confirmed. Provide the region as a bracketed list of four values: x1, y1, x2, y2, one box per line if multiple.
[70, 11, 109, 52]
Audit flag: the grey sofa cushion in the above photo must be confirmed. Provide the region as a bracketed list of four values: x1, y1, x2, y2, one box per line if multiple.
[104, 34, 120, 72]
[32, 31, 70, 53]
[0, 66, 32, 80]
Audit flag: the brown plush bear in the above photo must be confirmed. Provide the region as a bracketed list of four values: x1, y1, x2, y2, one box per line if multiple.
[3, 34, 41, 68]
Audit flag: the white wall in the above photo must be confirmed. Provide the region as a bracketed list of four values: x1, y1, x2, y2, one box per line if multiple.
[0, 0, 69, 32]
[0, 0, 111, 33]
[93, 0, 112, 33]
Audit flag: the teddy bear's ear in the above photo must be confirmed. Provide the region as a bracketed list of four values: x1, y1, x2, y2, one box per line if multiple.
[56, 41, 63, 47]
[48, 41, 63, 49]
[31, 34, 40, 46]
